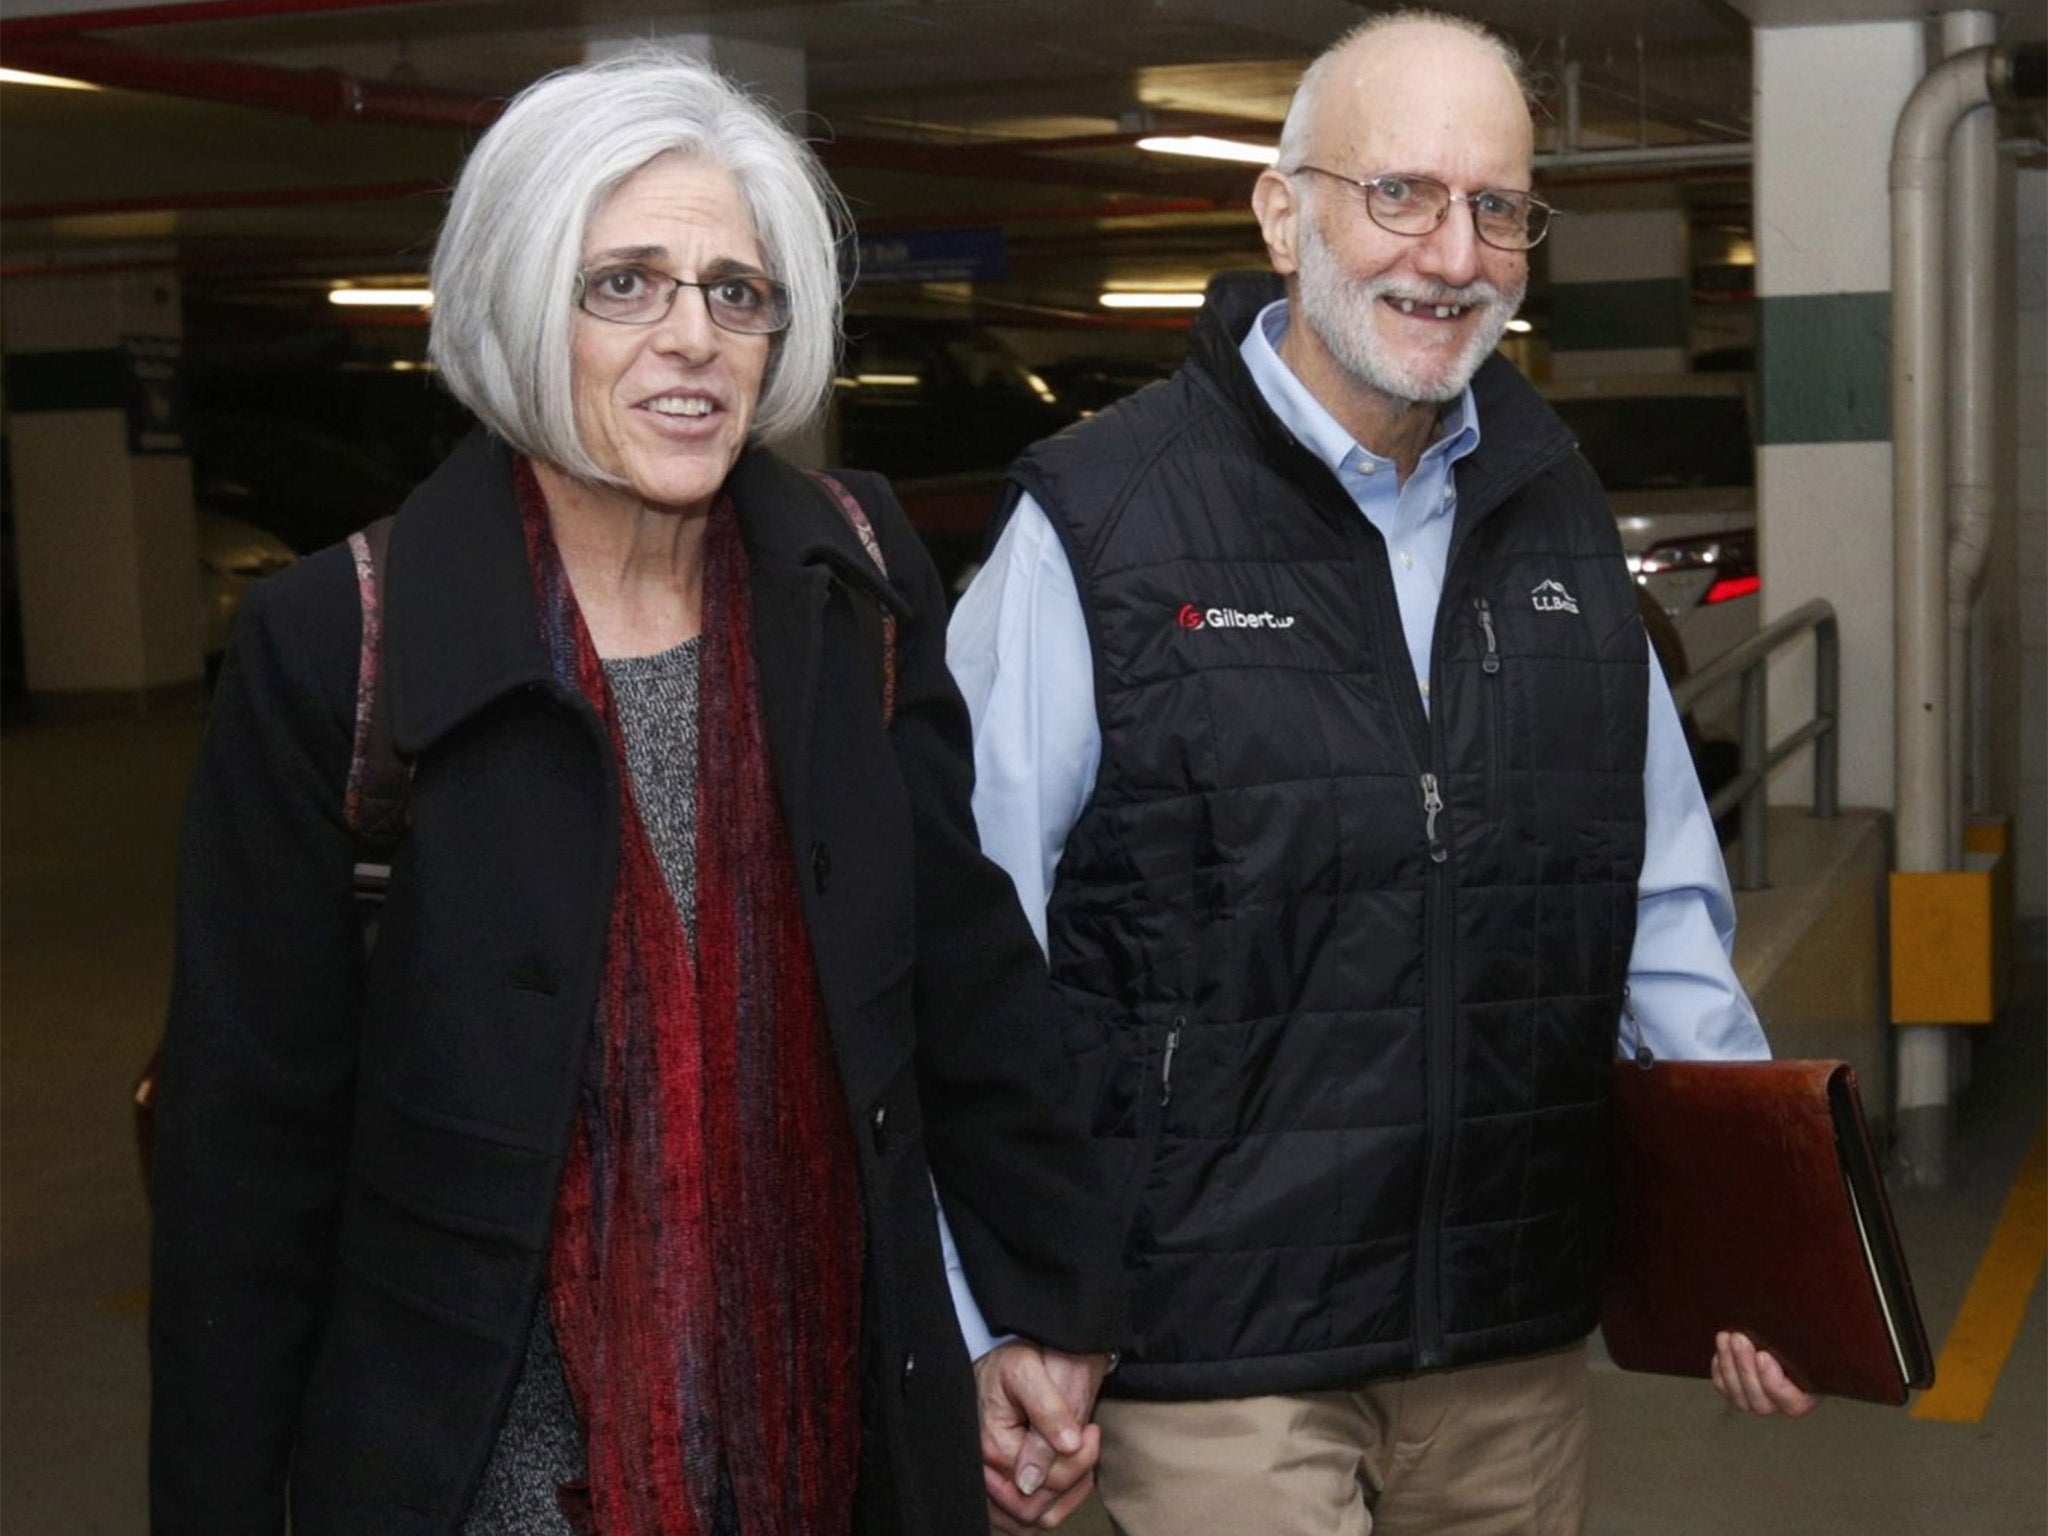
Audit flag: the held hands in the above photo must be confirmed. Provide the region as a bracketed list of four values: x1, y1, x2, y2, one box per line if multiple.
[1710, 1331, 1821, 1418]
[973, 1342, 1113, 1533]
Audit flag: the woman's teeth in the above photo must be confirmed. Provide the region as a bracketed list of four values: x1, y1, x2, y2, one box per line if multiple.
[647, 396, 713, 417]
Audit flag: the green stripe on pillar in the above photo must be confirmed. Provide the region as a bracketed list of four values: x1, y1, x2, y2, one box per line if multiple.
[1549, 278, 1688, 352]
[1758, 291, 1891, 444]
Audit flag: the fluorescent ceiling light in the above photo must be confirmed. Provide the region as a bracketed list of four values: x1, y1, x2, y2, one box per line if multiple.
[1099, 291, 1206, 310]
[0, 67, 103, 91]
[1136, 135, 1278, 166]
[1505, 318, 1533, 334]
[329, 287, 434, 308]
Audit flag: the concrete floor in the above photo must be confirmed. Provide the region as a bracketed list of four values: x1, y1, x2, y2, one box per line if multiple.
[3, 698, 2042, 1535]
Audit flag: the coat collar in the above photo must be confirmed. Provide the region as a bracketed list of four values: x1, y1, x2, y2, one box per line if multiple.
[725, 449, 909, 619]
[383, 430, 555, 757]
[381, 430, 902, 758]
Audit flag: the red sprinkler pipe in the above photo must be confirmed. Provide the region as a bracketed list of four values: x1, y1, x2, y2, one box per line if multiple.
[0, 34, 497, 126]
[0, 0, 453, 42]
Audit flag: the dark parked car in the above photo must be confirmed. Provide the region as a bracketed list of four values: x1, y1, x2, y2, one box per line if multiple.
[834, 317, 1078, 482]
[1033, 354, 1179, 415]
[833, 318, 1089, 591]
[189, 412, 414, 557]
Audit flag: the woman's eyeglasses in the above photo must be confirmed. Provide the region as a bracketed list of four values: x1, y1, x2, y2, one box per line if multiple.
[574, 264, 792, 333]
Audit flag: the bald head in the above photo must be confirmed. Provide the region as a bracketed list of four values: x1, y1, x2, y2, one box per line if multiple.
[1277, 12, 1534, 183]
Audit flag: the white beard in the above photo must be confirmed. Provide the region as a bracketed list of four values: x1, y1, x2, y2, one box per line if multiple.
[1295, 210, 1525, 406]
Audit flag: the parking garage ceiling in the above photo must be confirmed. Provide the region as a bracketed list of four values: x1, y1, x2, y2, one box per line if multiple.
[2, 0, 2043, 336]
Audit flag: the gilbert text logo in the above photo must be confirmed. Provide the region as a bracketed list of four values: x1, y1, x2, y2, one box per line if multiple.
[1530, 579, 1580, 615]
[1177, 602, 1296, 631]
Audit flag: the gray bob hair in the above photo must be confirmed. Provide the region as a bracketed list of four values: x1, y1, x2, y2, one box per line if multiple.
[429, 49, 848, 478]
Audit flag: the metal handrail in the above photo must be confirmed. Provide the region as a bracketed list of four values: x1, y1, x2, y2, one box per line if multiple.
[1671, 597, 1839, 891]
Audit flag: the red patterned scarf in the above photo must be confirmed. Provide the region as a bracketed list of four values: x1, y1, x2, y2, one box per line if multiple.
[518, 462, 864, 1536]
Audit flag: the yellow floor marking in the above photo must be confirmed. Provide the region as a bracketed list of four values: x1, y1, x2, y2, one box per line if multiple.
[1912, 1120, 2047, 1423]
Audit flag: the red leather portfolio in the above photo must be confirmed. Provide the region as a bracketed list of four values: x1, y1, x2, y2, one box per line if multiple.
[1601, 1056, 1935, 1406]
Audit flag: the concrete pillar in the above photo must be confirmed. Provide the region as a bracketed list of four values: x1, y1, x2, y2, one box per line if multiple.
[1753, 21, 1925, 815]
[1755, 21, 1938, 1174]
[1546, 201, 1691, 377]
[2, 266, 202, 696]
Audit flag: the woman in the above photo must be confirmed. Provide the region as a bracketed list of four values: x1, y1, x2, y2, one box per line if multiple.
[150, 52, 1122, 1536]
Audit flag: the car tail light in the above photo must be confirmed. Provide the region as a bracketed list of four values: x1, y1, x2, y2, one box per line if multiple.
[1703, 573, 1761, 605]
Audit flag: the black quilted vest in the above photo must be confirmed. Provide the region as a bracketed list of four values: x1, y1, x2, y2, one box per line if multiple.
[1010, 279, 1648, 1399]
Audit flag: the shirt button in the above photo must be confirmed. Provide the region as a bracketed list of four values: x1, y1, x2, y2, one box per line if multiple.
[810, 841, 831, 893]
[901, 1350, 917, 1385]
[1420, 679, 1432, 696]
[1442, 486, 1454, 502]
[1400, 550, 1414, 570]
[1361, 461, 1378, 475]
[871, 1105, 889, 1148]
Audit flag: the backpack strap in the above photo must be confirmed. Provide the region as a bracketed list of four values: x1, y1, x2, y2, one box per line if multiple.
[343, 514, 409, 911]
[137, 515, 410, 1193]
[138, 516, 411, 1194]
[808, 470, 898, 726]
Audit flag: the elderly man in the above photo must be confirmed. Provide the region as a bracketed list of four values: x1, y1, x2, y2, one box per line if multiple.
[949, 11, 1814, 1535]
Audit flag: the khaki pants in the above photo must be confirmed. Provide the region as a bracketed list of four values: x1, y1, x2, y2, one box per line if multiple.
[1094, 1343, 1590, 1536]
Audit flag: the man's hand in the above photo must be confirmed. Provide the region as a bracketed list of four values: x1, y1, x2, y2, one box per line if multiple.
[1710, 1331, 1820, 1417]
[973, 1341, 1112, 1532]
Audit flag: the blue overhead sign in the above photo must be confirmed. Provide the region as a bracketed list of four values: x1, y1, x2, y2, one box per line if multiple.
[854, 228, 1008, 285]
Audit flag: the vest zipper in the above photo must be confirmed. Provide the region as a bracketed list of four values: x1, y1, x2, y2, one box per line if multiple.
[1413, 773, 1455, 1370]
[1159, 1017, 1184, 1108]
[1475, 597, 1503, 819]
[1419, 774, 1447, 863]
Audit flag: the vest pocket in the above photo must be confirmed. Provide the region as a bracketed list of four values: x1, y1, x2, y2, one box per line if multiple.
[1069, 1012, 1179, 1243]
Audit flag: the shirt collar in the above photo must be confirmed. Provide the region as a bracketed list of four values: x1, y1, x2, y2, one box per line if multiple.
[1241, 297, 1481, 482]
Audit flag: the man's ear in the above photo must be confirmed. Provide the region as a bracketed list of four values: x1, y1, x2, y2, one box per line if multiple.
[1252, 169, 1303, 278]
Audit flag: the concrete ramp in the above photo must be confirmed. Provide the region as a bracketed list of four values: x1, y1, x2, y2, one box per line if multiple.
[1731, 807, 1894, 1122]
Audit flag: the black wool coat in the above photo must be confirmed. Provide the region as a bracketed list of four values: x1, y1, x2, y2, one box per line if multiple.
[150, 431, 1126, 1536]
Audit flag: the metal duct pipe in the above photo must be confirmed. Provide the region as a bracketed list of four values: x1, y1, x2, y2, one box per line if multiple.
[1944, 12, 1998, 856]
[1888, 29, 2046, 1185]
[1891, 42, 1996, 878]
[1889, 37, 1994, 1187]
[1534, 142, 1751, 172]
